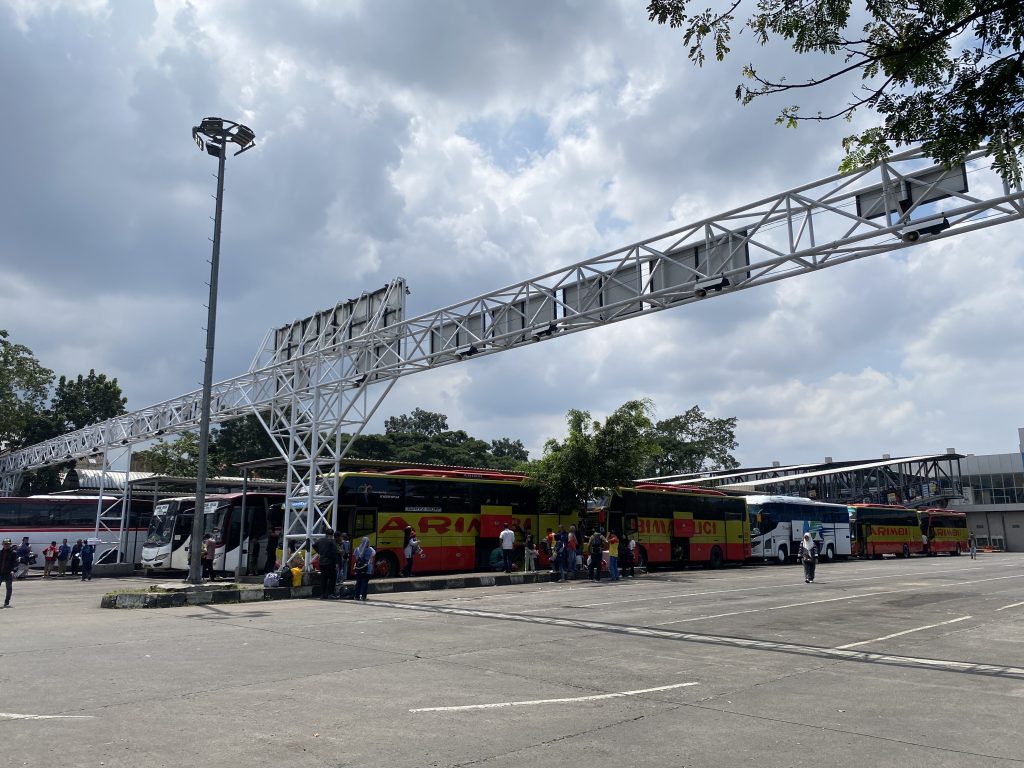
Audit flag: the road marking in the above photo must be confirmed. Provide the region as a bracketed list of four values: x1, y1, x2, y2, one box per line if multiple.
[410, 681, 699, 712]
[370, 600, 1024, 680]
[0, 713, 94, 720]
[995, 601, 1024, 612]
[836, 616, 973, 649]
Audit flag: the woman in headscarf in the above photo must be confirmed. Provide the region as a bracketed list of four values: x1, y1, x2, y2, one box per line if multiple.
[353, 536, 376, 602]
[800, 532, 818, 583]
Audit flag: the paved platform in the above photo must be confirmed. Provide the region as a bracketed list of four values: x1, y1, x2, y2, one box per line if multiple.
[2, 554, 1021, 767]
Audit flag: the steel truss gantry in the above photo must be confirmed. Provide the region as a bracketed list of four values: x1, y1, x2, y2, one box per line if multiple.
[2, 146, 1022, 559]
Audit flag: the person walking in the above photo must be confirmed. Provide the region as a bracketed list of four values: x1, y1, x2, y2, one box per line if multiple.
[587, 529, 607, 582]
[352, 536, 375, 602]
[800, 532, 818, 583]
[313, 527, 339, 599]
[42, 541, 58, 579]
[607, 532, 620, 581]
[498, 523, 516, 574]
[56, 539, 71, 578]
[969, 532, 977, 560]
[70, 540, 83, 577]
[80, 540, 95, 581]
[15, 537, 33, 580]
[1, 538, 18, 608]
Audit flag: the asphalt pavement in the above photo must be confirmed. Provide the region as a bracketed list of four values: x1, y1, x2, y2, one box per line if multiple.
[1, 554, 1022, 767]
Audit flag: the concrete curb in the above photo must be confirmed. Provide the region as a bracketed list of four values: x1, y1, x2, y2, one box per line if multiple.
[102, 570, 571, 608]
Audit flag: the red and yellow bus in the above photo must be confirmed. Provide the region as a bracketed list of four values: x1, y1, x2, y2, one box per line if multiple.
[333, 468, 564, 577]
[848, 503, 921, 558]
[918, 508, 968, 556]
[594, 484, 750, 568]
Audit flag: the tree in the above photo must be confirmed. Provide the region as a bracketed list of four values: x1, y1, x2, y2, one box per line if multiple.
[132, 432, 201, 476]
[644, 406, 740, 477]
[648, 1, 1024, 185]
[51, 369, 127, 431]
[490, 437, 529, 469]
[212, 413, 281, 475]
[0, 329, 54, 449]
[528, 400, 661, 514]
[384, 408, 448, 437]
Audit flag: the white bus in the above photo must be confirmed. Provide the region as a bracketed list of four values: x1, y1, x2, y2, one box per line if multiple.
[141, 492, 284, 575]
[746, 495, 851, 563]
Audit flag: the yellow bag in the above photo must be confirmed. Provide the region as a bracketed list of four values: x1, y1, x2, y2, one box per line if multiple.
[290, 567, 303, 587]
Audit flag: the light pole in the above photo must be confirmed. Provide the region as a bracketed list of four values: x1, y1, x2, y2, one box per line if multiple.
[187, 117, 256, 585]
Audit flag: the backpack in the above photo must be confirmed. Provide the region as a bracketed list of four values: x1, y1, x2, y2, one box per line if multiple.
[590, 536, 603, 556]
[354, 553, 369, 574]
[263, 571, 280, 588]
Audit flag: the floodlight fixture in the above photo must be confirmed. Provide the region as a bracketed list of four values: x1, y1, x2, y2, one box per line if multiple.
[530, 323, 557, 342]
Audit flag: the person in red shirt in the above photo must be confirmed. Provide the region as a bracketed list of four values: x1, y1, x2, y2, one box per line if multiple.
[42, 541, 59, 579]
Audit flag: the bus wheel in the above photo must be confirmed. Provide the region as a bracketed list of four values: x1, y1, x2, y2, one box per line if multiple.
[709, 546, 724, 569]
[776, 546, 788, 565]
[953, 544, 962, 557]
[901, 544, 910, 559]
[375, 552, 399, 579]
[824, 545, 834, 563]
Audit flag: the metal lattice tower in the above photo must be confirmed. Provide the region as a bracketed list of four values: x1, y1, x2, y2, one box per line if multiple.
[2, 146, 1022, 558]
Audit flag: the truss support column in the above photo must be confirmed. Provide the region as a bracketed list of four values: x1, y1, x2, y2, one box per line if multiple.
[0, 472, 20, 497]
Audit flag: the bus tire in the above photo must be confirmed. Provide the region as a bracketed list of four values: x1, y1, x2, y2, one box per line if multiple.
[635, 547, 648, 572]
[375, 552, 399, 579]
[901, 544, 910, 559]
[953, 544, 961, 556]
[776, 546, 788, 565]
[709, 546, 724, 569]
[824, 544, 834, 563]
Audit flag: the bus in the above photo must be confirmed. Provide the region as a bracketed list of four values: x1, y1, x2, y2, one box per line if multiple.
[333, 468, 552, 577]
[918, 508, 968, 555]
[0, 494, 153, 565]
[848, 503, 921, 558]
[595, 484, 750, 569]
[141, 492, 285, 575]
[746, 495, 851, 563]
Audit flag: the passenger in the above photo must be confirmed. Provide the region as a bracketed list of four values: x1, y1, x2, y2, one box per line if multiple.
[498, 523, 516, 574]
[800, 532, 818, 583]
[402, 526, 421, 578]
[265, 527, 281, 574]
[56, 538, 71, 578]
[70, 540, 83, 577]
[544, 528, 555, 572]
[567, 525, 579, 573]
[42, 541, 58, 579]
[1, 538, 17, 607]
[352, 536, 375, 602]
[620, 533, 634, 577]
[554, 526, 569, 582]
[607, 532, 620, 581]
[336, 531, 351, 588]
[15, 537, 33, 580]
[523, 533, 537, 572]
[313, 527, 338, 599]
[201, 533, 216, 581]
[587, 529, 607, 582]
[968, 532, 977, 560]
[79, 540, 95, 581]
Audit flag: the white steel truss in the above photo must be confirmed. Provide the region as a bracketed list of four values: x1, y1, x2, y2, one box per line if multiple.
[2, 146, 1023, 558]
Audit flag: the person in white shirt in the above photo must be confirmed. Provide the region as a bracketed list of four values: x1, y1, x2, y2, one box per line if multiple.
[498, 523, 516, 573]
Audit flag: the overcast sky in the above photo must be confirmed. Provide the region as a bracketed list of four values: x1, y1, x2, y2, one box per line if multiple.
[3, 0, 1023, 467]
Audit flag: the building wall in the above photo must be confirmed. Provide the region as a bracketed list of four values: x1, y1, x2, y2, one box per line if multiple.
[948, 430, 1024, 551]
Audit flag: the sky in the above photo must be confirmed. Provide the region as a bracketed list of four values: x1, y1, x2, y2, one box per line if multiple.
[2, 0, 1023, 468]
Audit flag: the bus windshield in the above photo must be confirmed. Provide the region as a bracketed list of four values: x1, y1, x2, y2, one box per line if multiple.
[145, 513, 174, 546]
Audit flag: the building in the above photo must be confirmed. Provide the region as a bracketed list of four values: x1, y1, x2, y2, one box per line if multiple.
[949, 428, 1024, 552]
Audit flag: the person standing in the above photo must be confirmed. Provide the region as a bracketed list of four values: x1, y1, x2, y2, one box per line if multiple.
[607, 532, 620, 581]
[56, 539, 71, 578]
[567, 525, 579, 574]
[498, 523, 516, 574]
[80, 540, 95, 581]
[264, 527, 280, 574]
[800, 532, 818, 583]
[313, 527, 339, 599]
[42, 541, 58, 579]
[336, 532, 351, 587]
[545, 528, 556, 572]
[352, 536, 375, 602]
[70, 540, 83, 577]
[523, 533, 537, 572]
[1, 538, 18, 608]
[402, 526, 421, 578]
[620, 533, 634, 578]
[587, 529, 607, 582]
[969, 532, 977, 560]
[555, 526, 569, 582]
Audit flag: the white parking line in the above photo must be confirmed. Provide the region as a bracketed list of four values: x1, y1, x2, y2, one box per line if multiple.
[995, 601, 1024, 612]
[0, 713, 94, 720]
[836, 616, 973, 649]
[410, 681, 699, 712]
